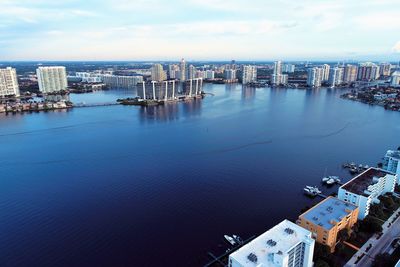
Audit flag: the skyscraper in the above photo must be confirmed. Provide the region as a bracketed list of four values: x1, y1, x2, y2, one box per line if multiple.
[180, 58, 187, 81]
[322, 64, 330, 82]
[0, 67, 20, 97]
[168, 64, 180, 79]
[328, 67, 344, 87]
[188, 65, 197, 80]
[343, 64, 358, 83]
[271, 61, 288, 85]
[151, 64, 167, 82]
[306, 67, 323, 87]
[242, 65, 257, 84]
[379, 62, 392, 76]
[224, 69, 237, 81]
[357, 62, 380, 81]
[36, 66, 68, 93]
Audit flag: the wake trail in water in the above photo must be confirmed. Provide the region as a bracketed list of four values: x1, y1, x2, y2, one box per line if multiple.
[303, 122, 351, 139]
[194, 140, 273, 155]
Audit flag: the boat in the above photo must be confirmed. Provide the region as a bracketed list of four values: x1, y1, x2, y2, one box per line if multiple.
[233, 235, 243, 245]
[322, 177, 330, 182]
[224, 235, 236, 246]
[349, 167, 358, 174]
[326, 178, 335, 185]
[364, 165, 369, 169]
[304, 186, 321, 196]
[322, 176, 340, 185]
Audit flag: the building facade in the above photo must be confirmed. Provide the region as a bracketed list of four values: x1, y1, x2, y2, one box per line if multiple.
[383, 150, 400, 177]
[151, 64, 167, 82]
[297, 197, 358, 252]
[180, 58, 187, 81]
[338, 168, 397, 219]
[0, 67, 20, 97]
[357, 63, 380, 81]
[379, 62, 392, 76]
[242, 65, 257, 84]
[182, 78, 203, 97]
[306, 67, 324, 87]
[328, 67, 344, 87]
[391, 71, 400, 87]
[322, 64, 330, 82]
[138, 80, 178, 100]
[229, 219, 314, 267]
[99, 75, 143, 88]
[343, 65, 358, 84]
[36, 66, 68, 93]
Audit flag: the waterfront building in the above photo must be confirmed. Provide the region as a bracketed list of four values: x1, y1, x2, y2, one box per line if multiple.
[271, 61, 288, 86]
[36, 66, 68, 93]
[383, 150, 400, 177]
[391, 71, 400, 87]
[75, 72, 102, 83]
[297, 197, 358, 252]
[205, 70, 215, 80]
[337, 168, 397, 219]
[306, 67, 323, 87]
[151, 64, 167, 82]
[343, 65, 358, 83]
[224, 69, 237, 81]
[180, 58, 187, 81]
[229, 219, 314, 267]
[182, 78, 203, 97]
[273, 61, 282, 76]
[0, 67, 20, 97]
[357, 62, 380, 81]
[242, 65, 257, 84]
[99, 75, 143, 88]
[282, 64, 295, 73]
[379, 62, 392, 76]
[138, 80, 177, 101]
[322, 64, 330, 82]
[328, 67, 344, 87]
[188, 65, 197, 80]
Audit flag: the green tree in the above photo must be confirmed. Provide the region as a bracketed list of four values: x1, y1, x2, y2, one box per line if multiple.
[361, 217, 383, 233]
[315, 259, 330, 267]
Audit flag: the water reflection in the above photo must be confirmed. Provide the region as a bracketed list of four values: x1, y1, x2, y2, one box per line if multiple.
[139, 103, 179, 123]
[241, 86, 256, 102]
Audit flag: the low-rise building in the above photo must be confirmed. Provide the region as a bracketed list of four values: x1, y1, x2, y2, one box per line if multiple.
[229, 219, 314, 267]
[297, 197, 358, 252]
[338, 168, 397, 219]
[383, 150, 400, 177]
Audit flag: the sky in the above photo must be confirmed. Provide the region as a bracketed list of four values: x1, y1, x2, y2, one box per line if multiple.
[0, 0, 399, 61]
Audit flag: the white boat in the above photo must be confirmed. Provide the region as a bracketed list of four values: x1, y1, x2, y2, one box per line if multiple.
[322, 177, 330, 182]
[224, 235, 236, 246]
[233, 235, 243, 244]
[304, 186, 321, 195]
[326, 178, 335, 185]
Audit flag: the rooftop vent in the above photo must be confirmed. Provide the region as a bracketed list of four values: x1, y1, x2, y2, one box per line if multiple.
[334, 201, 340, 206]
[247, 253, 258, 263]
[312, 216, 318, 221]
[326, 206, 333, 212]
[267, 239, 277, 247]
[284, 228, 294, 235]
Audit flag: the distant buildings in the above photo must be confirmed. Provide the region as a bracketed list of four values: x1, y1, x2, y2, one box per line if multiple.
[99, 75, 143, 88]
[75, 72, 102, 83]
[383, 150, 400, 177]
[180, 58, 187, 81]
[338, 168, 397, 219]
[282, 63, 295, 73]
[357, 62, 380, 81]
[0, 67, 20, 97]
[224, 69, 237, 82]
[343, 65, 358, 84]
[328, 67, 344, 87]
[391, 71, 400, 87]
[242, 65, 257, 84]
[322, 64, 330, 82]
[297, 196, 358, 252]
[229, 219, 315, 267]
[36, 66, 68, 93]
[306, 67, 324, 87]
[271, 61, 288, 86]
[379, 62, 392, 77]
[205, 70, 215, 80]
[188, 65, 197, 80]
[168, 64, 180, 79]
[151, 64, 167, 82]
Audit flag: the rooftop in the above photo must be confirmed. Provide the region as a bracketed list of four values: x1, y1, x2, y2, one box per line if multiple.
[386, 150, 400, 160]
[341, 167, 395, 196]
[300, 197, 357, 230]
[229, 220, 312, 266]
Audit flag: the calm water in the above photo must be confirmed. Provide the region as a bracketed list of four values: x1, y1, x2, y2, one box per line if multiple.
[1, 84, 400, 267]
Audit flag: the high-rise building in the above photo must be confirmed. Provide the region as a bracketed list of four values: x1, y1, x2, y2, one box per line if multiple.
[229, 219, 315, 267]
[306, 67, 323, 87]
[328, 67, 344, 87]
[224, 69, 237, 81]
[273, 61, 282, 75]
[242, 65, 257, 84]
[182, 78, 203, 97]
[168, 64, 180, 79]
[338, 168, 397, 219]
[99, 75, 143, 88]
[391, 71, 400, 86]
[271, 61, 288, 86]
[357, 62, 380, 81]
[205, 70, 215, 80]
[282, 64, 295, 73]
[379, 62, 392, 76]
[151, 64, 167, 82]
[383, 150, 400, 177]
[343, 65, 358, 84]
[36, 66, 68, 93]
[138, 80, 177, 100]
[297, 197, 358, 253]
[188, 65, 197, 80]
[322, 64, 330, 82]
[180, 58, 187, 81]
[0, 67, 20, 97]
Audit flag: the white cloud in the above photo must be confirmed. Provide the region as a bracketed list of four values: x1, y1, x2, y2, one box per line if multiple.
[393, 41, 400, 53]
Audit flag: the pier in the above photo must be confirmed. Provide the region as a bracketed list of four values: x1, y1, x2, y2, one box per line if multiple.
[73, 102, 120, 108]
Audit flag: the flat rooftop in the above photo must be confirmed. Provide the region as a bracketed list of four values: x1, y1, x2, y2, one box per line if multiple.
[341, 168, 394, 196]
[386, 150, 400, 160]
[300, 197, 357, 230]
[229, 219, 312, 266]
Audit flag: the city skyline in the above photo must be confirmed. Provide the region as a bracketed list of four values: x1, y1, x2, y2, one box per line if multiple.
[0, 0, 400, 61]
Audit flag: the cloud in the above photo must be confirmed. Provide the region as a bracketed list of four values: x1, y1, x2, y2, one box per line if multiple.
[393, 42, 400, 53]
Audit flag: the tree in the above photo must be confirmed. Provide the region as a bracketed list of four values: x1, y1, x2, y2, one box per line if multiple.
[373, 253, 395, 267]
[315, 259, 330, 267]
[361, 217, 383, 233]
[338, 229, 351, 241]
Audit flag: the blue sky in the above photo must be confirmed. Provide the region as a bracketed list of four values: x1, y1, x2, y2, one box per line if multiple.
[0, 0, 399, 61]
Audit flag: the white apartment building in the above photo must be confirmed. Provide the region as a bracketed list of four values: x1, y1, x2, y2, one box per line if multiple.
[391, 71, 400, 87]
[229, 220, 314, 267]
[242, 65, 257, 84]
[338, 168, 397, 219]
[0, 67, 20, 97]
[328, 67, 344, 87]
[383, 150, 400, 177]
[151, 64, 167, 82]
[36, 66, 68, 93]
[205, 70, 215, 79]
[306, 67, 324, 87]
[322, 64, 330, 81]
[99, 75, 143, 88]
